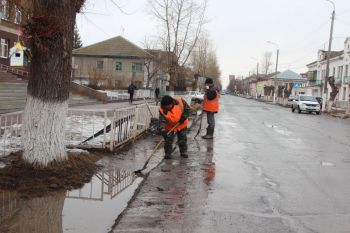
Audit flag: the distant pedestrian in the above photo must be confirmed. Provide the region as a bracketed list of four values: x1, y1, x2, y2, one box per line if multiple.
[155, 87, 160, 105]
[128, 83, 137, 104]
[159, 95, 190, 159]
[155, 87, 160, 99]
[202, 78, 219, 139]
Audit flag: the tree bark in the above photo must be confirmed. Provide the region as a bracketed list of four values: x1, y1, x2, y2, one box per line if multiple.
[22, 0, 82, 167]
[326, 76, 339, 112]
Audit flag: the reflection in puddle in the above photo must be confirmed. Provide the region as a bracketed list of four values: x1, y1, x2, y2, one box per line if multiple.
[0, 167, 142, 233]
[0, 191, 65, 233]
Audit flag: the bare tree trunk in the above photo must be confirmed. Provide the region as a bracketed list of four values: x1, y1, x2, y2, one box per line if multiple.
[326, 76, 339, 112]
[19, 192, 65, 233]
[22, 0, 82, 167]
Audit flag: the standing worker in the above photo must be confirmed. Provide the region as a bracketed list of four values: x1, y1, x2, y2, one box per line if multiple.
[128, 83, 137, 104]
[202, 78, 219, 139]
[159, 95, 190, 159]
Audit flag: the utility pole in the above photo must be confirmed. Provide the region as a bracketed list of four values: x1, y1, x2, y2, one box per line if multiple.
[322, 0, 335, 111]
[267, 41, 279, 104]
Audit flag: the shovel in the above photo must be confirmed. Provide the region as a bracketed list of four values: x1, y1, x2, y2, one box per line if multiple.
[194, 110, 204, 139]
[134, 123, 180, 176]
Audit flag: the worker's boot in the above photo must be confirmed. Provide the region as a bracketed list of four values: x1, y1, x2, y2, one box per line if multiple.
[164, 154, 172, 159]
[202, 129, 214, 139]
[180, 152, 188, 158]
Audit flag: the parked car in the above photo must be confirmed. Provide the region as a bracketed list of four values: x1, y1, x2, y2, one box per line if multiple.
[292, 95, 321, 114]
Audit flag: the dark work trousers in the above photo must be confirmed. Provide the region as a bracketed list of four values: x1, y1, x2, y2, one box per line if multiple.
[164, 128, 187, 155]
[206, 112, 215, 135]
[129, 92, 134, 104]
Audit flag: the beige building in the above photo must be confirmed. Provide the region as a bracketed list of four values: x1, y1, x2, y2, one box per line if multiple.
[72, 36, 152, 89]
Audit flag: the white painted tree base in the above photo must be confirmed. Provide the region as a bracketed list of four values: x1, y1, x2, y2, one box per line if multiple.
[22, 95, 68, 167]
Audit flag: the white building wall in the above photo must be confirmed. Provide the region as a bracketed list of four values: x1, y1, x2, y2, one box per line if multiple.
[306, 37, 350, 102]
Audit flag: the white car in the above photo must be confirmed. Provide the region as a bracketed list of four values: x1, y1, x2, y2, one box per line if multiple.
[292, 95, 321, 115]
[187, 92, 204, 100]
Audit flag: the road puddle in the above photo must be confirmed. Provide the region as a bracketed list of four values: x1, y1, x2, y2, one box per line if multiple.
[0, 166, 143, 233]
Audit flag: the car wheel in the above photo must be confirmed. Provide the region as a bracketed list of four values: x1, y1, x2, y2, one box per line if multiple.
[292, 106, 295, 112]
[298, 106, 302, 114]
[316, 111, 320, 115]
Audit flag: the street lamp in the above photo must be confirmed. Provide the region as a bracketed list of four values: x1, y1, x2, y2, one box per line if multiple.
[267, 41, 279, 104]
[323, 0, 336, 111]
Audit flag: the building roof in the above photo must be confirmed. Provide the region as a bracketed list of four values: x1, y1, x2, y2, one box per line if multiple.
[73, 36, 152, 59]
[306, 50, 344, 67]
[272, 69, 303, 81]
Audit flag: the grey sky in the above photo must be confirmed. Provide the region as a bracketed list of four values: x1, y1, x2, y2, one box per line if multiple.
[77, 0, 350, 88]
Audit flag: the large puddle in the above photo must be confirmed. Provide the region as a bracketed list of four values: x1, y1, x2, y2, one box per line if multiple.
[0, 165, 143, 233]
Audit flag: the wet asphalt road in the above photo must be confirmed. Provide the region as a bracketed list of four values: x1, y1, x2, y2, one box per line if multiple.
[115, 95, 350, 233]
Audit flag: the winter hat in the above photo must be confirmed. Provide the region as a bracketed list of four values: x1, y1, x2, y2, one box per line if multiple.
[205, 78, 213, 85]
[161, 95, 174, 106]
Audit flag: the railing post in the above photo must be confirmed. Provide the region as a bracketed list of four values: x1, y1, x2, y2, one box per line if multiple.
[110, 110, 116, 152]
[103, 110, 107, 149]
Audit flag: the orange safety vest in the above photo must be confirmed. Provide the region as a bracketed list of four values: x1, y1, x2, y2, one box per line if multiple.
[203, 90, 219, 113]
[159, 97, 189, 132]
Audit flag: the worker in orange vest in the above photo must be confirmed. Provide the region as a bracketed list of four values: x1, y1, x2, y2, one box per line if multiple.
[202, 78, 219, 139]
[159, 95, 190, 159]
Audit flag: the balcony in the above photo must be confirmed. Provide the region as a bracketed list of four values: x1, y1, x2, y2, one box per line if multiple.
[344, 76, 350, 84]
[307, 80, 322, 86]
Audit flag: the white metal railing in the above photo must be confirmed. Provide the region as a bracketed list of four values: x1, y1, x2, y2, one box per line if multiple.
[0, 104, 159, 157]
[0, 111, 23, 157]
[100, 90, 155, 101]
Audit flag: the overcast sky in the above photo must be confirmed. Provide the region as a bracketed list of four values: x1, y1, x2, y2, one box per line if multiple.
[77, 0, 350, 88]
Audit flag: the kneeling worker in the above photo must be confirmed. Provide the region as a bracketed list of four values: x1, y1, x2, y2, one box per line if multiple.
[159, 95, 190, 159]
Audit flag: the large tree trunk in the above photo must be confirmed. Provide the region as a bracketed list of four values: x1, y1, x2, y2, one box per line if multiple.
[22, 0, 81, 167]
[326, 76, 339, 112]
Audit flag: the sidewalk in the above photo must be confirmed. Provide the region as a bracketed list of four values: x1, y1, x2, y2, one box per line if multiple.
[111, 119, 213, 233]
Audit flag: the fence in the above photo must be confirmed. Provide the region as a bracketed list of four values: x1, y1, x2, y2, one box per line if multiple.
[0, 104, 159, 157]
[0, 111, 23, 157]
[102, 90, 155, 101]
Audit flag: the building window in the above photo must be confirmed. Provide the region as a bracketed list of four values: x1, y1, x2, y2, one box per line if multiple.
[345, 65, 349, 77]
[14, 6, 21, 24]
[132, 63, 143, 73]
[332, 67, 336, 76]
[337, 66, 343, 79]
[115, 62, 122, 71]
[96, 60, 104, 69]
[0, 38, 9, 58]
[0, 0, 8, 20]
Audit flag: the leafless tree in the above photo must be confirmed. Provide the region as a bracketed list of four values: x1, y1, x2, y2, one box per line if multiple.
[191, 33, 210, 77]
[148, 0, 207, 90]
[261, 51, 273, 76]
[191, 33, 221, 89]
